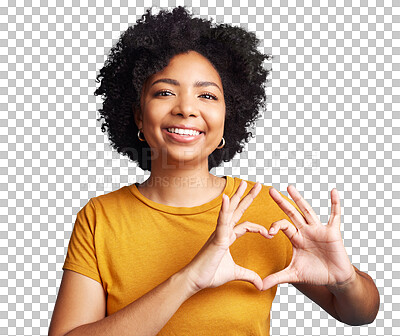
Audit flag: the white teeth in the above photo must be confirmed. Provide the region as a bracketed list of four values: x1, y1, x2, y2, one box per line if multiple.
[167, 128, 200, 136]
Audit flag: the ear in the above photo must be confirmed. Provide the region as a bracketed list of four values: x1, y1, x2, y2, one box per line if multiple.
[133, 104, 142, 130]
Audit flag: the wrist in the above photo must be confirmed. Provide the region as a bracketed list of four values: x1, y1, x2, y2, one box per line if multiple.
[172, 267, 202, 300]
[326, 267, 358, 295]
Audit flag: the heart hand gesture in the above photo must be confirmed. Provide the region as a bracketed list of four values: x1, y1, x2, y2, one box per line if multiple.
[184, 181, 269, 292]
[262, 186, 356, 291]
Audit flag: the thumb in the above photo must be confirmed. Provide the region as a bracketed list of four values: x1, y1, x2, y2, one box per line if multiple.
[233, 264, 263, 291]
[262, 268, 295, 291]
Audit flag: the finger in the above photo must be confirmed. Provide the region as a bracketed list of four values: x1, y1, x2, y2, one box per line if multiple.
[233, 264, 264, 291]
[231, 182, 262, 226]
[268, 219, 299, 243]
[327, 188, 341, 228]
[287, 185, 320, 225]
[216, 194, 231, 236]
[262, 268, 297, 291]
[233, 221, 271, 239]
[217, 194, 230, 224]
[227, 180, 249, 212]
[269, 187, 307, 230]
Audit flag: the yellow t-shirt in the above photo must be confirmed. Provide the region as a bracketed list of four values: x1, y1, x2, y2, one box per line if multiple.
[63, 176, 294, 335]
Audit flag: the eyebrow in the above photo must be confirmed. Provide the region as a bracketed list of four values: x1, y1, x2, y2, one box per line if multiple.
[150, 78, 222, 93]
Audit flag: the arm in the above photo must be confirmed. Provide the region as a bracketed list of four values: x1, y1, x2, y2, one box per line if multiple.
[292, 265, 380, 326]
[262, 186, 380, 326]
[48, 268, 198, 336]
[51, 182, 267, 336]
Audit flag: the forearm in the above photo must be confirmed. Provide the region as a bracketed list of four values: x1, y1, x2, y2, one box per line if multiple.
[65, 269, 198, 336]
[327, 266, 380, 326]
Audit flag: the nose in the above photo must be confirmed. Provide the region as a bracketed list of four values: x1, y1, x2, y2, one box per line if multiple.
[171, 93, 199, 118]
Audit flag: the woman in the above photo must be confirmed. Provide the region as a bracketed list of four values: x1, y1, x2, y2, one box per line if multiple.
[49, 6, 379, 335]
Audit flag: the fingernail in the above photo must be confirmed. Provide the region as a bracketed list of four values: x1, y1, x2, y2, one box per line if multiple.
[269, 228, 275, 233]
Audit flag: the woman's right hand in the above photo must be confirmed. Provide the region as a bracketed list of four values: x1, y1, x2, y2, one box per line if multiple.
[183, 180, 271, 292]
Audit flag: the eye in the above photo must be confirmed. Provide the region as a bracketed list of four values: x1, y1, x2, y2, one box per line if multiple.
[154, 90, 174, 97]
[200, 92, 218, 100]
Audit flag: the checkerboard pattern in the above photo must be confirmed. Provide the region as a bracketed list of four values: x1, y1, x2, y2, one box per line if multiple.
[1, 0, 398, 335]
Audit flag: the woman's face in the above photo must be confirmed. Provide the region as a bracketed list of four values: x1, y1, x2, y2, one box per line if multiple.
[135, 50, 226, 169]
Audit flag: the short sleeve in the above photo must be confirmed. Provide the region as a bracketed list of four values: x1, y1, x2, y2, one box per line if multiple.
[62, 199, 102, 284]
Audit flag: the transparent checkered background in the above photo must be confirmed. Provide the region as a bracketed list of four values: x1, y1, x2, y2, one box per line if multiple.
[0, 0, 398, 335]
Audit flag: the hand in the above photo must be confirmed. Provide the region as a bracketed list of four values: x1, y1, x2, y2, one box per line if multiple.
[262, 186, 356, 291]
[183, 181, 269, 292]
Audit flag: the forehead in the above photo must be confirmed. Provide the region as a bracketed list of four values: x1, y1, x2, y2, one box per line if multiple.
[150, 51, 222, 83]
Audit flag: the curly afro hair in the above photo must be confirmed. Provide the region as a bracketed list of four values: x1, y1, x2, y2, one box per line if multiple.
[95, 6, 271, 171]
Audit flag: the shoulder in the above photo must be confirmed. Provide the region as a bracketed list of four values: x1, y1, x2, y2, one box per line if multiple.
[89, 184, 133, 210]
[226, 177, 277, 214]
[230, 176, 273, 199]
[74, 185, 136, 228]
[230, 176, 300, 216]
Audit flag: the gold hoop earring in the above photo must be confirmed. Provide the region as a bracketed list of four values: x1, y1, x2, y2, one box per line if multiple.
[216, 137, 225, 149]
[138, 129, 146, 142]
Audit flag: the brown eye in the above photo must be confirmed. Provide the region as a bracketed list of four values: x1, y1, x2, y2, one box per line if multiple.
[155, 90, 174, 97]
[200, 92, 218, 100]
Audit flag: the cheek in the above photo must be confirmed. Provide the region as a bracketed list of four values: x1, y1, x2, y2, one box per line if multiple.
[207, 108, 226, 133]
[142, 102, 162, 127]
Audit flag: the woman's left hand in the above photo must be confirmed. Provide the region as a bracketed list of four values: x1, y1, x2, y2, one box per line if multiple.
[262, 186, 356, 291]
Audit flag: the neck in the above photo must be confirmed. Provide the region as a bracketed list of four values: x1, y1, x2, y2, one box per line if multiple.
[138, 158, 226, 207]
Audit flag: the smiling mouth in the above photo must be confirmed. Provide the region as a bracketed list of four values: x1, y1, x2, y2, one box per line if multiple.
[165, 128, 204, 136]
[162, 128, 204, 144]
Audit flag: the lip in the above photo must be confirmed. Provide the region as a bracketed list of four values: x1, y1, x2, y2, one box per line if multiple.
[162, 128, 204, 144]
[164, 124, 205, 133]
